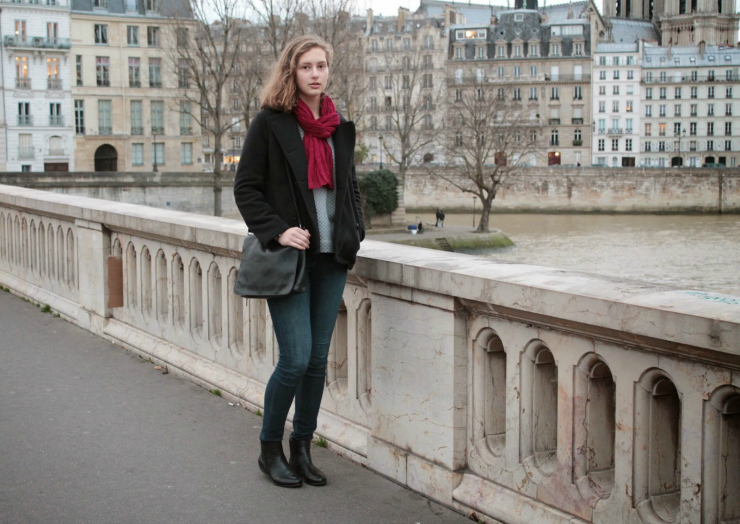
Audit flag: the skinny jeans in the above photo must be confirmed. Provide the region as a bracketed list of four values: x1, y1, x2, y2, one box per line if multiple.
[260, 253, 348, 442]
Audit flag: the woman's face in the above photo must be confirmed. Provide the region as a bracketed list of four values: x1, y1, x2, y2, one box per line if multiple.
[295, 47, 329, 102]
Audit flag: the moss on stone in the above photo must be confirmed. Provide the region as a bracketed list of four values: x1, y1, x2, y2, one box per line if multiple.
[389, 231, 515, 252]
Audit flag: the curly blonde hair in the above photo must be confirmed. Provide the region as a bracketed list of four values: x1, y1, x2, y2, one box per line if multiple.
[260, 35, 334, 112]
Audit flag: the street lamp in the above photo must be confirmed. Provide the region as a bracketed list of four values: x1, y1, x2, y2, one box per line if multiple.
[152, 127, 158, 172]
[472, 196, 477, 228]
[379, 135, 384, 170]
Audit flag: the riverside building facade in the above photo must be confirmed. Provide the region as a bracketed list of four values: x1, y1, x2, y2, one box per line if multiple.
[640, 44, 739, 168]
[70, 0, 201, 172]
[0, 0, 74, 172]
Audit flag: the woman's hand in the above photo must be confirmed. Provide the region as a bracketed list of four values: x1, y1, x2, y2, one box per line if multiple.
[277, 227, 311, 250]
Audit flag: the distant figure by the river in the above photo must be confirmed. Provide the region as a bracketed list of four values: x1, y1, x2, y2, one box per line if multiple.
[435, 208, 445, 228]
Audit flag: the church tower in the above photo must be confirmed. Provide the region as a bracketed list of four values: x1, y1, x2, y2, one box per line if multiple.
[604, 0, 739, 46]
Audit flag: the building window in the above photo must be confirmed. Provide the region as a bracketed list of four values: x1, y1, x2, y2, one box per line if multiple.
[626, 100, 633, 112]
[600, 87, 607, 96]
[132, 143, 144, 165]
[149, 58, 162, 87]
[513, 88, 521, 101]
[612, 139, 619, 151]
[529, 44, 538, 57]
[659, 141, 666, 151]
[96, 56, 110, 87]
[727, 87, 733, 98]
[147, 26, 160, 47]
[181, 143, 192, 165]
[599, 56, 606, 66]
[514, 45, 522, 58]
[551, 129, 559, 146]
[385, 116, 392, 130]
[660, 87, 667, 99]
[708, 122, 714, 136]
[659, 105, 666, 117]
[371, 40, 377, 52]
[659, 123, 666, 136]
[180, 102, 192, 135]
[497, 88, 505, 101]
[646, 88, 652, 100]
[176, 28, 189, 48]
[674, 122, 681, 136]
[127, 25, 139, 46]
[645, 141, 652, 152]
[94, 24, 108, 44]
[690, 122, 697, 136]
[76, 55, 82, 86]
[726, 122, 732, 136]
[529, 87, 537, 100]
[600, 71, 606, 80]
[645, 105, 652, 117]
[403, 38, 410, 50]
[422, 74, 433, 88]
[146, 0, 158, 11]
[708, 86, 715, 99]
[369, 77, 376, 90]
[674, 104, 681, 116]
[477, 46, 486, 59]
[708, 104, 715, 116]
[131, 100, 143, 135]
[726, 104, 733, 116]
[691, 104, 698, 116]
[49, 103, 62, 126]
[725, 140, 732, 151]
[627, 70, 634, 79]
[385, 39, 392, 52]
[574, 86, 582, 100]
[574, 129, 582, 141]
[153, 143, 164, 165]
[514, 66, 521, 77]
[613, 70, 620, 80]
[613, 85, 619, 95]
[74, 100, 84, 134]
[498, 46, 505, 58]
[574, 43, 583, 55]
[455, 89, 462, 102]
[551, 87, 559, 100]
[613, 101, 620, 112]
[128, 57, 141, 87]
[598, 139, 605, 151]
[599, 101, 606, 113]
[455, 132, 463, 147]
[707, 140, 714, 151]
[498, 67, 505, 77]
[151, 100, 164, 134]
[178, 59, 189, 88]
[98, 99, 112, 135]
[550, 43, 560, 56]
[626, 139, 632, 151]
[675, 87, 682, 99]
[455, 47, 463, 60]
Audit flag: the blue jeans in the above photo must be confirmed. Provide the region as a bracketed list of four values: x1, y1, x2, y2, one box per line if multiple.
[260, 254, 348, 442]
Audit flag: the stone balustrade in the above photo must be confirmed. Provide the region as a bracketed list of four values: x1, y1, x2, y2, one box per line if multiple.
[1, 183, 738, 524]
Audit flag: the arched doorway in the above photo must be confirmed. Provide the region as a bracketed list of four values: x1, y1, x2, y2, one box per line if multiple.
[671, 156, 683, 167]
[94, 144, 118, 171]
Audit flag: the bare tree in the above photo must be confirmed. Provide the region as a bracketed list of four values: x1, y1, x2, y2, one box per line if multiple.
[168, 0, 247, 216]
[429, 78, 544, 232]
[371, 40, 444, 223]
[246, 0, 306, 59]
[232, 24, 268, 129]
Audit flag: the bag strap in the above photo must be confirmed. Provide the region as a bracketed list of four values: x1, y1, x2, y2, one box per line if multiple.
[284, 158, 304, 229]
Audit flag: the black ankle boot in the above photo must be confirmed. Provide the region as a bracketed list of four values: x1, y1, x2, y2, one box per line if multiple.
[258, 441, 302, 488]
[289, 438, 327, 486]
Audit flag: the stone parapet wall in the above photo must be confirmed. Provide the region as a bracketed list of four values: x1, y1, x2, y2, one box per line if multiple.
[1, 168, 738, 216]
[1, 184, 739, 523]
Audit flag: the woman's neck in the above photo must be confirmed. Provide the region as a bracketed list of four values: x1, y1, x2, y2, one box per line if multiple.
[298, 94, 321, 119]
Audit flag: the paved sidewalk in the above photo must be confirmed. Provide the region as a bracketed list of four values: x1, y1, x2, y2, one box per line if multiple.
[0, 290, 471, 524]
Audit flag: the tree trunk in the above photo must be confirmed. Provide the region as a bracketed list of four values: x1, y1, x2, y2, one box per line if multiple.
[391, 169, 407, 226]
[213, 136, 223, 217]
[476, 192, 496, 233]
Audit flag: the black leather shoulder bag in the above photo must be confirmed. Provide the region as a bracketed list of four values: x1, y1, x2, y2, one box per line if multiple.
[233, 161, 307, 299]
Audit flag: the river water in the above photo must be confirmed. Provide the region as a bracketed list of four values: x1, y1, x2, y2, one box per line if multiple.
[410, 213, 740, 296]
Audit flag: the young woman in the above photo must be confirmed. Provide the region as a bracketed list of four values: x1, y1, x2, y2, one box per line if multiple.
[233, 35, 364, 488]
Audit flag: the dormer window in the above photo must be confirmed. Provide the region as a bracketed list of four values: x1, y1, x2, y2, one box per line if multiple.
[514, 13, 524, 21]
[456, 29, 486, 39]
[498, 46, 506, 58]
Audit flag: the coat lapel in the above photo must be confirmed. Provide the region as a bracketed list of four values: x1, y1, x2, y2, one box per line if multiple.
[332, 121, 356, 193]
[265, 112, 318, 221]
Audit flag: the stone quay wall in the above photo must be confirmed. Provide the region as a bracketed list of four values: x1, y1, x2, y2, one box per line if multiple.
[1, 184, 739, 524]
[1, 167, 738, 216]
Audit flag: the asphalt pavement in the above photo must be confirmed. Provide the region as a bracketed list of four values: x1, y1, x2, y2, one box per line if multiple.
[0, 289, 471, 524]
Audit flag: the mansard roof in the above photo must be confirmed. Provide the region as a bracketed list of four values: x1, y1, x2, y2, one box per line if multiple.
[71, 0, 192, 18]
[608, 18, 658, 43]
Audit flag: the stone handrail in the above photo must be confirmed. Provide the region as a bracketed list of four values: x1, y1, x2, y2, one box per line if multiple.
[1, 183, 739, 524]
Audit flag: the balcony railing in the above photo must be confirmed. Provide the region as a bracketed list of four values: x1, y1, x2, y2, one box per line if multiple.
[99, 126, 112, 135]
[48, 148, 65, 156]
[572, 118, 584, 124]
[3, 35, 71, 49]
[642, 75, 739, 84]
[16, 77, 31, 89]
[18, 146, 35, 159]
[47, 78, 62, 90]
[149, 80, 162, 88]
[180, 126, 192, 135]
[548, 118, 561, 125]
[18, 115, 33, 126]
[131, 126, 143, 135]
[151, 126, 164, 135]
[572, 139, 583, 146]
[49, 115, 64, 126]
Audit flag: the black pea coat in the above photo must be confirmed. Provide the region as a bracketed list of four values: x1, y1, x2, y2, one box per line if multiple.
[233, 108, 365, 269]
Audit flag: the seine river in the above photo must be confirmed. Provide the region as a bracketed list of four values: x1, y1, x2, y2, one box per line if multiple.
[410, 213, 740, 296]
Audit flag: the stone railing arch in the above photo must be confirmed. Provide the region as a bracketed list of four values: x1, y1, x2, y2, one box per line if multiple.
[1, 184, 738, 524]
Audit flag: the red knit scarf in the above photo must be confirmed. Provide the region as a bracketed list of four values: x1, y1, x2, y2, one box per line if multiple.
[294, 96, 340, 190]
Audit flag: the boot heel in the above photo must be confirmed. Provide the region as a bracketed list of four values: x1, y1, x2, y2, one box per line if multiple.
[259, 441, 303, 488]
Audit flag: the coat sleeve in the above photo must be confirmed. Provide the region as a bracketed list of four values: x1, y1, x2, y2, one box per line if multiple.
[233, 112, 290, 246]
[350, 162, 365, 242]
